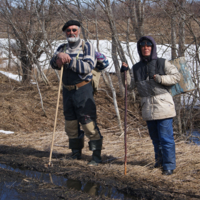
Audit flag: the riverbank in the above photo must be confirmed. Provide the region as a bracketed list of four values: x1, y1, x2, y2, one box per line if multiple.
[1, 130, 200, 199]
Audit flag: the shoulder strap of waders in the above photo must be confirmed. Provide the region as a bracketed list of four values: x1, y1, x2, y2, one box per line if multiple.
[61, 44, 68, 86]
[63, 43, 67, 53]
[76, 40, 85, 60]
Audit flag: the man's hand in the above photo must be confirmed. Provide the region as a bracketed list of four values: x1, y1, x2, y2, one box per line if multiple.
[121, 62, 129, 72]
[153, 74, 162, 83]
[56, 53, 72, 68]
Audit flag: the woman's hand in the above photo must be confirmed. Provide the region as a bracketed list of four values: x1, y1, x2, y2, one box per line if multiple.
[153, 74, 162, 83]
[121, 62, 129, 72]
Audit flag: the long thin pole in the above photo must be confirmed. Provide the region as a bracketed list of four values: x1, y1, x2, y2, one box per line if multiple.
[48, 67, 64, 166]
[124, 71, 127, 175]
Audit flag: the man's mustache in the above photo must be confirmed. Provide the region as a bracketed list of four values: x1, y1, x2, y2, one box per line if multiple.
[68, 34, 76, 37]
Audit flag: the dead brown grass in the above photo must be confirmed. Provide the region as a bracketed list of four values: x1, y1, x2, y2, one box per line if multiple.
[0, 68, 200, 199]
[1, 128, 200, 199]
[0, 68, 146, 134]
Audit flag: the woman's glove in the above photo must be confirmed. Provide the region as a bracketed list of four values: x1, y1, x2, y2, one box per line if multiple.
[153, 74, 162, 83]
[120, 62, 129, 72]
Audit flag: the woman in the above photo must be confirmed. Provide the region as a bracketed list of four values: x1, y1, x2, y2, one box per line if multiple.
[121, 36, 180, 175]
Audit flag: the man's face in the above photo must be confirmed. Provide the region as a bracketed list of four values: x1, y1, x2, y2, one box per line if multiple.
[65, 25, 80, 42]
[140, 40, 152, 57]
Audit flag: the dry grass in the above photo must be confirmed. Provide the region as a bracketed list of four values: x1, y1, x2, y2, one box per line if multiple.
[0, 68, 200, 199]
[1, 128, 200, 199]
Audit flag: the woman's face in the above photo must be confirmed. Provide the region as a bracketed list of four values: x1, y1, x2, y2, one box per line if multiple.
[140, 40, 152, 57]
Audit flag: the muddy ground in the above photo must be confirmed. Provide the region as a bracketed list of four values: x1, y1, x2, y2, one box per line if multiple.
[0, 69, 200, 199]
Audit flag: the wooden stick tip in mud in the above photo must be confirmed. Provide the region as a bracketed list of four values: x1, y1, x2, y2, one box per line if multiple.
[44, 163, 53, 168]
[49, 162, 53, 167]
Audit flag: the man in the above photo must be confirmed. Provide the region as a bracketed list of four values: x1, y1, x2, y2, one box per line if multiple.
[50, 20, 103, 166]
[121, 36, 180, 175]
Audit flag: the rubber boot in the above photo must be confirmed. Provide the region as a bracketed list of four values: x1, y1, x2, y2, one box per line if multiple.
[68, 136, 84, 160]
[70, 149, 82, 160]
[87, 138, 102, 166]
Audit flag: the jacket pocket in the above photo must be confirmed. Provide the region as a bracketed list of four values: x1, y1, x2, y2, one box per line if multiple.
[159, 96, 174, 106]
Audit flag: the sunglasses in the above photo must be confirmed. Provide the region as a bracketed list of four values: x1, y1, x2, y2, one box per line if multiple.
[66, 29, 78, 33]
[140, 41, 152, 47]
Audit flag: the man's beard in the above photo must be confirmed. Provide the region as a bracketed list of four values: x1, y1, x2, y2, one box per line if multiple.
[67, 34, 80, 42]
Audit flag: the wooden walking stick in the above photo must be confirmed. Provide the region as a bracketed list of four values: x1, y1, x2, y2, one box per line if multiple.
[48, 66, 64, 167]
[124, 70, 127, 175]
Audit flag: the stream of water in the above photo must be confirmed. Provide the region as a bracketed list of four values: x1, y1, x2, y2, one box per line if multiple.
[0, 163, 134, 200]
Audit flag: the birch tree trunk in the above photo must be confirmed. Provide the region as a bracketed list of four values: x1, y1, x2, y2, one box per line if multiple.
[106, 72, 123, 135]
[171, 15, 177, 60]
[98, 0, 127, 96]
[94, 0, 100, 53]
[112, 36, 124, 96]
[174, 0, 186, 135]
[76, 0, 87, 41]
[7, 26, 11, 70]
[170, 6, 180, 134]
[127, 0, 145, 40]
[102, 71, 111, 90]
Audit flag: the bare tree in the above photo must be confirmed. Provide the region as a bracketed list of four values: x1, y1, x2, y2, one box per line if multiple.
[126, 0, 146, 40]
[97, 0, 128, 96]
[0, 0, 60, 84]
[58, 0, 89, 40]
[170, 1, 178, 60]
[106, 72, 123, 135]
[157, 0, 200, 135]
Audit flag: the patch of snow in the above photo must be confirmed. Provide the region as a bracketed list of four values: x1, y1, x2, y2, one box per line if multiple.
[0, 130, 14, 134]
[0, 70, 21, 82]
[0, 70, 36, 84]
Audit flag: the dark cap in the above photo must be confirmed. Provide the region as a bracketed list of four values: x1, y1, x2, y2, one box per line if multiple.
[62, 20, 81, 32]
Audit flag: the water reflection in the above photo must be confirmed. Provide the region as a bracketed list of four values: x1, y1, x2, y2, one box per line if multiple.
[67, 179, 99, 196]
[66, 179, 82, 191]
[0, 181, 19, 200]
[0, 181, 44, 200]
[66, 179, 130, 199]
[0, 163, 134, 199]
[188, 130, 200, 145]
[83, 182, 98, 195]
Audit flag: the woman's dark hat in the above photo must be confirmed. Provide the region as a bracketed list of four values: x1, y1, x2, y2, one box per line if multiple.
[62, 20, 81, 32]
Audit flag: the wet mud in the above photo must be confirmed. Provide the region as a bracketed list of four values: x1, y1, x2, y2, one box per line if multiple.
[1, 144, 199, 200]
